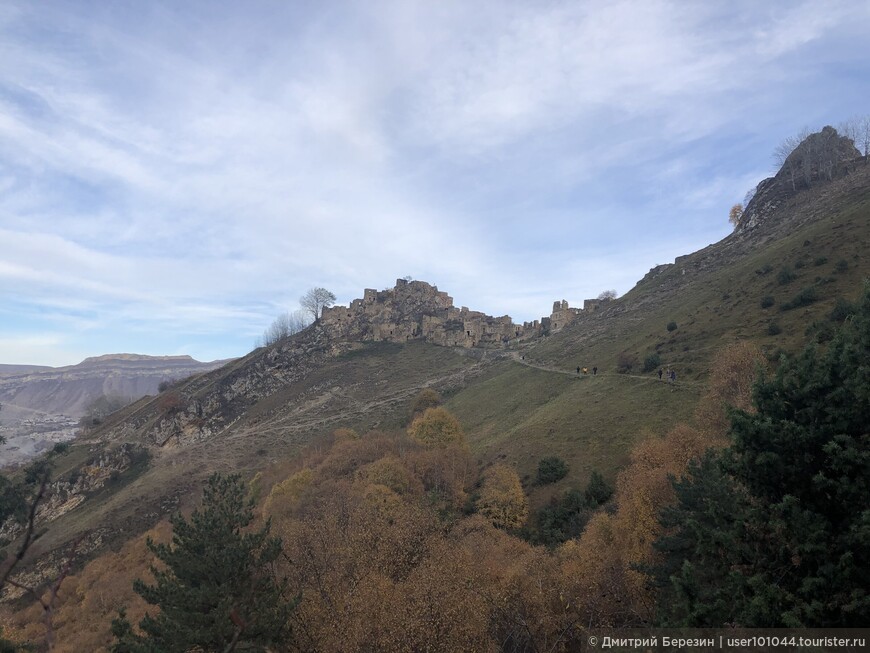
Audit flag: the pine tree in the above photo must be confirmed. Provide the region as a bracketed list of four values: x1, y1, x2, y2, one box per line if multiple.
[112, 473, 295, 652]
[653, 282, 870, 626]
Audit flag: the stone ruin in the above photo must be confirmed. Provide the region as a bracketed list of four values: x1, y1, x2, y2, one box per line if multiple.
[320, 279, 527, 348]
[320, 279, 614, 349]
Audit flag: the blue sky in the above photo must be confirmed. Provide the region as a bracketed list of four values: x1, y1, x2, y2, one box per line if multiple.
[1, 0, 869, 366]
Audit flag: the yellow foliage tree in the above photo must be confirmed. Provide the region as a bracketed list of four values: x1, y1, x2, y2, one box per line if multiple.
[357, 455, 418, 496]
[407, 407, 465, 448]
[409, 388, 442, 419]
[476, 464, 528, 529]
[263, 467, 313, 519]
[694, 341, 766, 438]
[728, 202, 743, 228]
[332, 427, 359, 442]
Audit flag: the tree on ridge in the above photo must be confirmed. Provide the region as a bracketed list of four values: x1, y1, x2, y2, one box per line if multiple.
[300, 287, 336, 323]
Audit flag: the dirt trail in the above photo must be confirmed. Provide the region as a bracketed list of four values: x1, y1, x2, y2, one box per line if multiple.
[507, 351, 702, 389]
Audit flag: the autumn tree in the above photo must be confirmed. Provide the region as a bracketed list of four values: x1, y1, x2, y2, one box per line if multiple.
[111, 473, 295, 652]
[407, 407, 464, 448]
[0, 444, 71, 651]
[477, 464, 528, 529]
[409, 388, 442, 419]
[728, 203, 743, 228]
[299, 287, 336, 323]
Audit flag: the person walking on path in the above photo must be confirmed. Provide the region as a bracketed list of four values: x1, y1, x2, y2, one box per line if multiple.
[670, 369, 676, 383]
[592, 366, 597, 376]
[576, 366, 580, 375]
[658, 368, 663, 380]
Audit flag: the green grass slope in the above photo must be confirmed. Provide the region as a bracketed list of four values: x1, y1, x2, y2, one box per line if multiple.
[18, 162, 870, 577]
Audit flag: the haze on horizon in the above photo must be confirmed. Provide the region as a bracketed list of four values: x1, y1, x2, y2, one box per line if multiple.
[2, 0, 869, 367]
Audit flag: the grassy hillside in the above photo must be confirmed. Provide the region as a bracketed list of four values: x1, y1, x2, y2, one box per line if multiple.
[9, 163, 869, 589]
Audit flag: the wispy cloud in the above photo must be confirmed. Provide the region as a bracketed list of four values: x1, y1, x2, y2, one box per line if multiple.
[1, 0, 868, 365]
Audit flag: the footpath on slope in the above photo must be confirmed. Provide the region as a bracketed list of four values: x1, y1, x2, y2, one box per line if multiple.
[506, 351, 702, 390]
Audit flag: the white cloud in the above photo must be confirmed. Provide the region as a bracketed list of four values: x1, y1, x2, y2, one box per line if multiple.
[0, 0, 868, 364]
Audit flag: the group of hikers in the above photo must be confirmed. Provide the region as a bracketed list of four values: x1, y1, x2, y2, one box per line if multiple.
[571, 363, 677, 383]
[658, 367, 677, 383]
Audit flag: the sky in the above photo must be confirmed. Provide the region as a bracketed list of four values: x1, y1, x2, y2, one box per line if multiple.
[1, 0, 869, 366]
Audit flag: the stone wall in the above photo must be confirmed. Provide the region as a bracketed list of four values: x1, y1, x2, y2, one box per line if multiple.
[322, 280, 614, 346]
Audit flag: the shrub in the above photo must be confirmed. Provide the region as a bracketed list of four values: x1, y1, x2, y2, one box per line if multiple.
[767, 322, 782, 336]
[642, 353, 662, 373]
[805, 321, 835, 343]
[409, 388, 442, 419]
[814, 256, 828, 266]
[666, 321, 678, 332]
[835, 259, 849, 273]
[536, 456, 568, 485]
[755, 263, 774, 275]
[332, 427, 359, 442]
[157, 391, 184, 416]
[616, 351, 638, 374]
[584, 471, 613, 507]
[829, 298, 856, 322]
[157, 380, 172, 393]
[528, 489, 589, 546]
[777, 266, 797, 285]
[760, 295, 775, 309]
[780, 286, 818, 311]
[794, 259, 805, 269]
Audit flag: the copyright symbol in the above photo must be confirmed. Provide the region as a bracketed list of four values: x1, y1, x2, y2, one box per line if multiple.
[589, 636, 598, 647]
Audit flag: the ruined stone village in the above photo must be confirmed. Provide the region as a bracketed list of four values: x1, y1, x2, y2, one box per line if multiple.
[320, 278, 611, 349]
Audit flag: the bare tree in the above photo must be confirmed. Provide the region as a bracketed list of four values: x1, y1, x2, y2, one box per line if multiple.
[300, 287, 336, 323]
[773, 128, 810, 191]
[839, 114, 870, 160]
[860, 115, 870, 160]
[597, 290, 617, 301]
[258, 310, 310, 347]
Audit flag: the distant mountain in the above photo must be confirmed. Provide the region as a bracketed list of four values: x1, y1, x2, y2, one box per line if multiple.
[0, 354, 233, 418]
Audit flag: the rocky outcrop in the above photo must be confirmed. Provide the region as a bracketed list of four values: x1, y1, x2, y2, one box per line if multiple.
[321, 279, 527, 347]
[738, 126, 861, 234]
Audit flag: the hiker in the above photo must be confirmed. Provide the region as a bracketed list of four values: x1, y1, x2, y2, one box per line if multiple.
[592, 366, 597, 375]
[670, 369, 676, 383]
[576, 366, 580, 375]
[657, 368, 663, 380]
